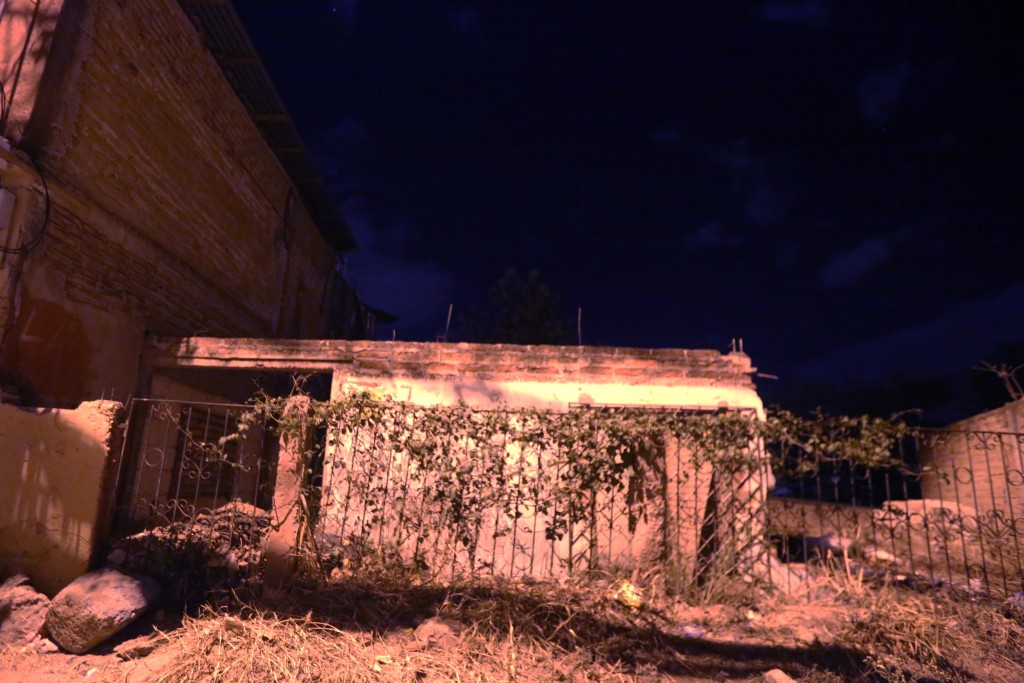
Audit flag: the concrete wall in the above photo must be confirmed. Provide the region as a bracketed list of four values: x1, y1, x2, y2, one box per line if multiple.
[920, 399, 1024, 517]
[0, 400, 119, 596]
[0, 0, 354, 407]
[140, 337, 774, 584]
[317, 341, 767, 583]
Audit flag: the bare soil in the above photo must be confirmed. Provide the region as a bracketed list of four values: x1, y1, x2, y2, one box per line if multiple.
[2, 572, 1022, 682]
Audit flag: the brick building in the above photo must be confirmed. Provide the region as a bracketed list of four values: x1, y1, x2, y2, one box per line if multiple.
[0, 0, 367, 408]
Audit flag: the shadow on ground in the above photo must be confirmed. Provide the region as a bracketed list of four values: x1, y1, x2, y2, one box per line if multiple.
[258, 574, 876, 681]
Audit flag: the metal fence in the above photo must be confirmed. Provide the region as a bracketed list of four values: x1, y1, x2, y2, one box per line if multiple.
[310, 410, 776, 601]
[107, 398, 274, 605]
[767, 428, 1024, 599]
[106, 398, 1024, 602]
[310, 417, 1024, 601]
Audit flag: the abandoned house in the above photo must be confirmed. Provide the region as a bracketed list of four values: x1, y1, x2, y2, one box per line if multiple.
[0, 0, 368, 410]
[0, 0, 775, 599]
[142, 338, 773, 590]
[0, 0, 377, 593]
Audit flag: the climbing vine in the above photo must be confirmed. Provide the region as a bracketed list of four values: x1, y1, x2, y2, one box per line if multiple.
[249, 391, 917, 477]
[239, 391, 921, 582]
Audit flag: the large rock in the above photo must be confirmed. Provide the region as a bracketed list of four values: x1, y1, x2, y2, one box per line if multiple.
[0, 574, 50, 645]
[45, 569, 160, 654]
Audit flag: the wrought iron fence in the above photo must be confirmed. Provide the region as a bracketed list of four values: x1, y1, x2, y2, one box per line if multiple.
[308, 407, 776, 602]
[766, 428, 1024, 599]
[307, 411, 1024, 601]
[107, 398, 274, 605]
[105, 396, 1024, 604]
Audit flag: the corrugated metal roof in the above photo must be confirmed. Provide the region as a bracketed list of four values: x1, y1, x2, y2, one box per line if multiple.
[177, 0, 356, 251]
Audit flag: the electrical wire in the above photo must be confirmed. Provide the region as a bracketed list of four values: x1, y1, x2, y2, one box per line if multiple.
[0, 76, 7, 133]
[0, 157, 51, 255]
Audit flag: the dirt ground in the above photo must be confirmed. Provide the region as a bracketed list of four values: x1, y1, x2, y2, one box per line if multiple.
[2, 574, 1022, 683]
[0, 604, 857, 683]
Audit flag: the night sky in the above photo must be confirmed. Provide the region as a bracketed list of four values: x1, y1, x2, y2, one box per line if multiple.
[233, 1, 1024, 422]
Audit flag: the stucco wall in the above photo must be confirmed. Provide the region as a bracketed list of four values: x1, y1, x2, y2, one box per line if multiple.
[0, 0, 352, 407]
[319, 341, 767, 582]
[0, 400, 119, 596]
[141, 337, 774, 585]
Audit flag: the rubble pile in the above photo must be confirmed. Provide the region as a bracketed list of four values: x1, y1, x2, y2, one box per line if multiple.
[108, 501, 270, 606]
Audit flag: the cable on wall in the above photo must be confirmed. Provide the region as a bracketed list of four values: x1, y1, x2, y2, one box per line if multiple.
[0, 157, 51, 255]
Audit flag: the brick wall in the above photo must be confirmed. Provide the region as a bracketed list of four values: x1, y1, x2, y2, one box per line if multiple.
[340, 343, 757, 386]
[919, 399, 1024, 517]
[144, 337, 758, 390]
[0, 0, 349, 406]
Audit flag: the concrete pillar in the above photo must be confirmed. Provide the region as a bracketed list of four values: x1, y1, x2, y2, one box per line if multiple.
[263, 396, 312, 590]
[664, 437, 714, 592]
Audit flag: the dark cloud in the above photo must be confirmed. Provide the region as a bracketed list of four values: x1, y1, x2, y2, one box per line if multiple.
[446, 8, 485, 42]
[333, 0, 361, 34]
[687, 222, 746, 249]
[651, 127, 682, 145]
[797, 284, 1024, 385]
[857, 62, 912, 125]
[761, 0, 830, 26]
[819, 237, 892, 289]
[340, 197, 455, 334]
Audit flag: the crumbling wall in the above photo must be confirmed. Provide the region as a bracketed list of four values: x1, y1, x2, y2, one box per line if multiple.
[920, 398, 1024, 517]
[140, 337, 775, 587]
[320, 341, 768, 584]
[0, 400, 119, 596]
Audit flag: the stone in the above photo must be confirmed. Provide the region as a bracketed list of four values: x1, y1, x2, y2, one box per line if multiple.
[0, 574, 50, 645]
[114, 632, 171, 660]
[413, 617, 461, 650]
[124, 645, 181, 683]
[763, 669, 797, 683]
[680, 624, 705, 638]
[31, 637, 60, 654]
[45, 569, 160, 654]
[107, 549, 128, 566]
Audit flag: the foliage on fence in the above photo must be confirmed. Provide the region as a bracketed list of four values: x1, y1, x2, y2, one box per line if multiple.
[239, 393, 921, 581]
[249, 392, 918, 469]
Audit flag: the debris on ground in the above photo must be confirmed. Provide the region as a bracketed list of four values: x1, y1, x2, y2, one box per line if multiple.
[108, 502, 269, 606]
[0, 575, 49, 646]
[411, 616, 461, 651]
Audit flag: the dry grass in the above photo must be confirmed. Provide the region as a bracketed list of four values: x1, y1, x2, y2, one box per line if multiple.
[152, 605, 636, 683]
[808, 557, 1024, 683]
[220, 568, 879, 681]
[846, 593, 1024, 683]
[9, 561, 1023, 682]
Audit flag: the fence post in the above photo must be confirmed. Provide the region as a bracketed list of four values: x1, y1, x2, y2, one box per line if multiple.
[263, 396, 313, 591]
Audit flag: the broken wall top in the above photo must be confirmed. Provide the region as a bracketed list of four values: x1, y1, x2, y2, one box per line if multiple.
[145, 337, 762, 413]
